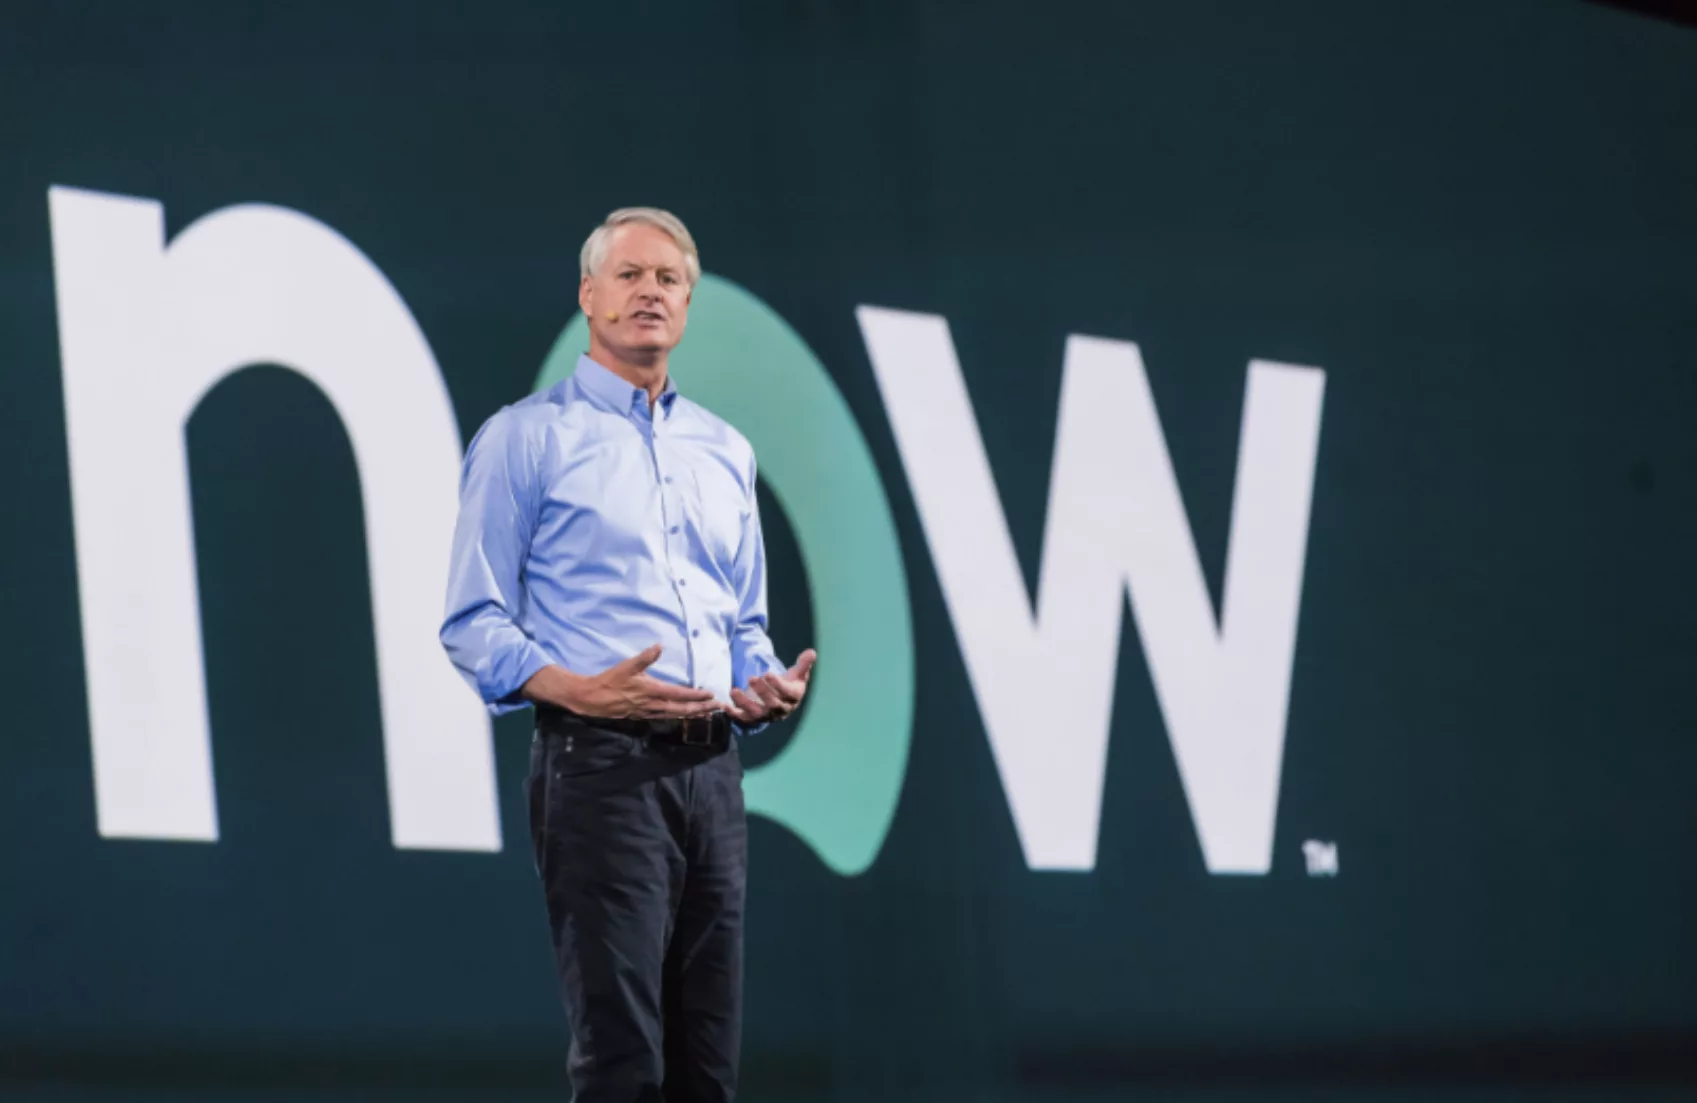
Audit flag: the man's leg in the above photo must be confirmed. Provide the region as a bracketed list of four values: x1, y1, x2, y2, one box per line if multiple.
[661, 746, 748, 1103]
[528, 722, 689, 1103]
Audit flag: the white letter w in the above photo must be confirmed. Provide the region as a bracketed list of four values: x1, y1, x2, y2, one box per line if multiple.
[857, 307, 1324, 873]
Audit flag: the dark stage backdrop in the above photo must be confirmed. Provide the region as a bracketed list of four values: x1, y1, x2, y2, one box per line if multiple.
[1, 2, 1694, 1100]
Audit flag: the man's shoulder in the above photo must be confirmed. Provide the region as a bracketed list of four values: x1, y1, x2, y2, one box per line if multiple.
[513, 385, 573, 423]
[674, 395, 755, 462]
[466, 384, 569, 458]
[488, 382, 570, 429]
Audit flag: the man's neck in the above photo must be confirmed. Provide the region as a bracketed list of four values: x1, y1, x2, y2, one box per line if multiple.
[588, 338, 670, 407]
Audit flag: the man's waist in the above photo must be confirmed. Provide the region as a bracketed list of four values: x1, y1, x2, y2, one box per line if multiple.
[536, 703, 734, 752]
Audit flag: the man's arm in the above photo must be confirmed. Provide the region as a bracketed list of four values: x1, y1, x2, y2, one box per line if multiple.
[724, 455, 792, 733]
[439, 409, 555, 715]
[729, 455, 784, 691]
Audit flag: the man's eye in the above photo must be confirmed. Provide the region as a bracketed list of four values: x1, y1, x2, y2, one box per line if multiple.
[620, 270, 638, 280]
[661, 274, 678, 286]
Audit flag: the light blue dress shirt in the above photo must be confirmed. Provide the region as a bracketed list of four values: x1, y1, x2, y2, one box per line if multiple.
[440, 354, 783, 717]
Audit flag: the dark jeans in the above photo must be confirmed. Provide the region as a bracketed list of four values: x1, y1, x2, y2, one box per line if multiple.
[527, 712, 748, 1103]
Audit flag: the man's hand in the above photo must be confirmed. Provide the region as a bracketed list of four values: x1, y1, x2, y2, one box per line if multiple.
[523, 645, 719, 720]
[725, 649, 817, 727]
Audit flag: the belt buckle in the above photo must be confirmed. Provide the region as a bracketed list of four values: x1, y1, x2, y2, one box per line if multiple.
[680, 714, 713, 747]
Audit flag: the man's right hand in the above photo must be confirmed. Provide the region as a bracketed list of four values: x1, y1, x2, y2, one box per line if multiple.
[522, 645, 719, 720]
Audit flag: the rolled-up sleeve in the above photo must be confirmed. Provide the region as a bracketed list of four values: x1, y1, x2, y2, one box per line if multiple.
[440, 409, 555, 715]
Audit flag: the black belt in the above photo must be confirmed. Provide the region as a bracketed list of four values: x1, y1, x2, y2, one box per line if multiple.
[536, 705, 734, 753]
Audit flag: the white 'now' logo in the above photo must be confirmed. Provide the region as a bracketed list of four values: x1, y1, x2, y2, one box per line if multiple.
[48, 186, 1326, 873]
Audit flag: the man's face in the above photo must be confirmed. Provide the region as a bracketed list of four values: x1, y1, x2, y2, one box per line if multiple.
[580, 223, 693, 356]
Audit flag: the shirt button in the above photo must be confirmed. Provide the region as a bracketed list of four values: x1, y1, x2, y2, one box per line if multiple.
[679, 579, 687, 587]
[692, 629, 701, 638]
[670, 525, 680, 534]
[664, 476, 674, 484]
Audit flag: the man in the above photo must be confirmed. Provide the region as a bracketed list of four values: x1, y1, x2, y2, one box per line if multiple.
[440, 207, 816, 1102]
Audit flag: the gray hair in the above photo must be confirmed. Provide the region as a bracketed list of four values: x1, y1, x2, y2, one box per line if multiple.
[579, 207, 701, 288]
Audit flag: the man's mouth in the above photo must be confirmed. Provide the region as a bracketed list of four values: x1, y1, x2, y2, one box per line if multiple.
[632, 309, 665, 323]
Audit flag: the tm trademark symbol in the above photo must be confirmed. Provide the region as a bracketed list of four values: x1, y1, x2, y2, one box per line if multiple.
[1302, 839, 1339, 877]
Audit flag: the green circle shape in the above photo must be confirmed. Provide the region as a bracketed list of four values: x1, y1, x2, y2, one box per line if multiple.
[533, 274, 914, 876]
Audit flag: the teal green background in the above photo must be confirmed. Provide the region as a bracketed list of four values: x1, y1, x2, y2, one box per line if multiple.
[1, 1, 1694, 1099]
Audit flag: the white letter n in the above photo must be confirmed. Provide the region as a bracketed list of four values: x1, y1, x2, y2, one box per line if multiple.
[48, 186, 499, 851]
[858, 307, 1324, 873]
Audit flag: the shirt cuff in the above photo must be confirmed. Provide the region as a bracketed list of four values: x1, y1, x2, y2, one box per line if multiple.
[732, 655, 789, 737]
[486, 644, 556, 717]
[732, 717, 769, 738]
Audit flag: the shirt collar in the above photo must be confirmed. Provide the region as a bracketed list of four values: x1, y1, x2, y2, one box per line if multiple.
[574, 354, 679, 418]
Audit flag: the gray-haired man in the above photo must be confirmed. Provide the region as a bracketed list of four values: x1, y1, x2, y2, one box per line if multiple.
[441, 208, 816, 1101]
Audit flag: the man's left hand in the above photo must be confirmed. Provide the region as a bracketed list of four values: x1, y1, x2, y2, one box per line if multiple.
[726, 649, 817, 726]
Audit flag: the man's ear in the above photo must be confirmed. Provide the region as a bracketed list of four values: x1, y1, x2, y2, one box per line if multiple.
[578, 274, 594, 315]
